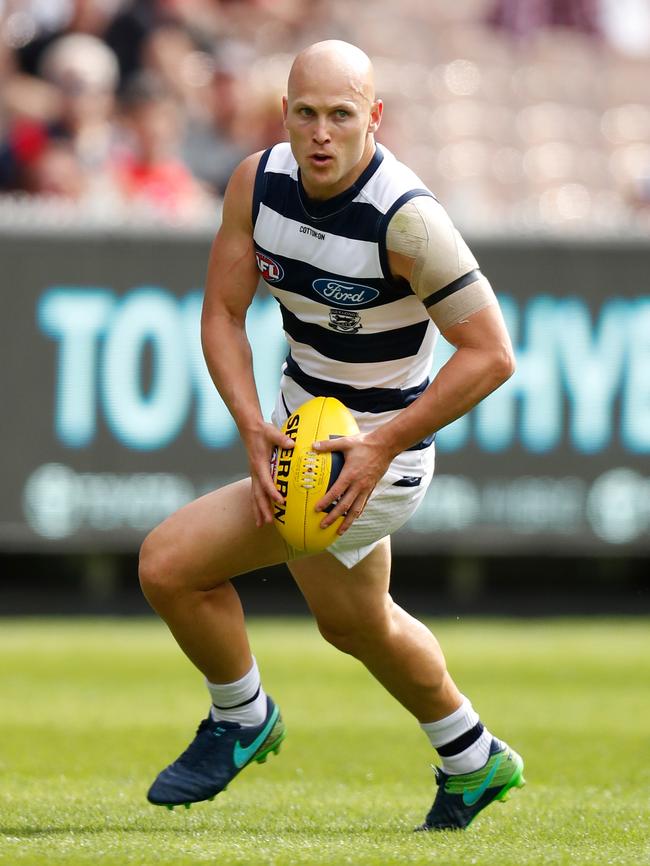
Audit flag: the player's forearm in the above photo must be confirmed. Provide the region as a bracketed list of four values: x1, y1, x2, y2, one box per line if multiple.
[201, 312, 266, 438]
[368, 344, 514, 457]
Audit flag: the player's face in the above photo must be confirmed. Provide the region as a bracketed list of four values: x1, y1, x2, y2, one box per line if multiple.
[283, 70, 382, 200]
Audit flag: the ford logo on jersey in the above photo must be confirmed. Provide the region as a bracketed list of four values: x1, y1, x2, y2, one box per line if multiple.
[312, 279, 379, 306]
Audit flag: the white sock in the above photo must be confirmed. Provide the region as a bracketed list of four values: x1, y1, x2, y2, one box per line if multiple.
[207, 657, 267, 727]
[420, 696, 493, 774]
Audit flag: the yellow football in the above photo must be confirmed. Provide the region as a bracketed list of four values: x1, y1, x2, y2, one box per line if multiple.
[271, 396, 359, 553]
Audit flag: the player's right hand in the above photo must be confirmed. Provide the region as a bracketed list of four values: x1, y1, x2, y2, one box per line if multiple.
[243, 422, 295, 527]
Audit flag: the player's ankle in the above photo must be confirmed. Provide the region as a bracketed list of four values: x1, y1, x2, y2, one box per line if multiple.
[420, 695, 492, 774]
[206, 657, 268, 727]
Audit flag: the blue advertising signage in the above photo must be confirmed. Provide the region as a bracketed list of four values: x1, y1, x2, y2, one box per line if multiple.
[2, 232, 649, 553]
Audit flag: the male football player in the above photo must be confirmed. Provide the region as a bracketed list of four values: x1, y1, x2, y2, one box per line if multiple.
[139, 39, 524, 831]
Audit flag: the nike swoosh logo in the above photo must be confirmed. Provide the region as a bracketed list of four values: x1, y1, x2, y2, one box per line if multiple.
[233, 706, 280, 769]
[462, 754, 503, 806]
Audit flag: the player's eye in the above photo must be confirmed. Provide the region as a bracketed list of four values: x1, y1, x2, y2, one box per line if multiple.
[334, 109, 349, 119]
[298, 107, 314, 117]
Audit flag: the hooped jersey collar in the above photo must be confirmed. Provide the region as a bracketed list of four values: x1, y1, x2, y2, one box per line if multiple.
[296, 146, 384, 221]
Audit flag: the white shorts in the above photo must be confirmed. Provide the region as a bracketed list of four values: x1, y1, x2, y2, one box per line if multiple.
[271, 377, 435, 569]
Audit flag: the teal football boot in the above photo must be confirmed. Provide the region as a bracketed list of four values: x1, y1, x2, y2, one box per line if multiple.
[417, 738, 525, 831]
[147, 696, 285, 809]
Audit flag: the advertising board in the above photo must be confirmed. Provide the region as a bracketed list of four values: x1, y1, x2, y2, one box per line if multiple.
[2, 232, 648, 554]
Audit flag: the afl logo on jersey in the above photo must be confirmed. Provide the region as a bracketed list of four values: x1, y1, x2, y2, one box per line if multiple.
[256, 252, 284, 282]
[312, 279, 379, 307]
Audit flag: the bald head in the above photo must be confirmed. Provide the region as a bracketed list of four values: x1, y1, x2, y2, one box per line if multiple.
[288, 40, 375, 105]
[283, 40, 382, 200]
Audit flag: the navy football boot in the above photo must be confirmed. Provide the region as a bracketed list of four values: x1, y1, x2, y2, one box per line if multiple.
[147, 695, 286, 809]
[417, 737, 525, 831]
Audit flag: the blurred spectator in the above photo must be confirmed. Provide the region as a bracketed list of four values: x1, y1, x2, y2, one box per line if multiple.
[1, 32, 119, 194]
[487, 0, 602, 37]
[103, 0, 189, 92]
[112, 71, 215, 220]
[628, 171, 650, 221]
[0, 118, 49, 191]
[103, 0, 225, 92]
[39, 33, 119, 179]
[23, 138, 88, 200]
[239, 81, 289, 153]
[139, 19, 212, 117]
[1, 0, 649, 231]
[181, 41, 256, 195]
[14, 0, 123, 76]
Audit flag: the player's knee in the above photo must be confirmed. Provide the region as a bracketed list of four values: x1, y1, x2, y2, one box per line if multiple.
[316, 619, 357, 655]
[138, 529, 180, 608]
[315, 607, 391, 658]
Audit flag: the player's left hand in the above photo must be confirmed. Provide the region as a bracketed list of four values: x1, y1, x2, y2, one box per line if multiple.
[312, 434, 392, 535]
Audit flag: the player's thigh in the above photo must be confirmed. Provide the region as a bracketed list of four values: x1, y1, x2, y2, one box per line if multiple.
[140, 477, 291, 592]
[288, 537, 392, 634]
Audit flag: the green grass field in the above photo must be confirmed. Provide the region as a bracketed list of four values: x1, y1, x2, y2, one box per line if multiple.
[1, 617, 649, 866]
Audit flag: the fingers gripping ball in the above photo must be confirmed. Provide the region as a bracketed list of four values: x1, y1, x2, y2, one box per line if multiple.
[271, 397, 359, 553]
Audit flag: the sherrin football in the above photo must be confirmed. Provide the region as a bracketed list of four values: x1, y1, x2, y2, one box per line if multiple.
[271, 396, 359, 552]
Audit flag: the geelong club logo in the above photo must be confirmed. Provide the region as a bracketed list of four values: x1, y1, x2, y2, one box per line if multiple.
[329, 309, 362, 333]
[256, 252, 284, 282]
[312, 279, 379, 306]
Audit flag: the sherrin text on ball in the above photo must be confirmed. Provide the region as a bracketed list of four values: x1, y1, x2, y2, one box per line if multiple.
[271, 396, 359, 552]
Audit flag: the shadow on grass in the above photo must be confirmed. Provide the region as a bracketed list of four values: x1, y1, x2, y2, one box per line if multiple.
[0, 817, 418, 840]
[0, 821, 227, 838]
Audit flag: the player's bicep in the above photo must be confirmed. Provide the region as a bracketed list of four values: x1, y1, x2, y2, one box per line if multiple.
[386, 196, 497, 331]
[204, 226, 259, 324]
[202, 154, 263, 326]
[441, 301, 512, 353]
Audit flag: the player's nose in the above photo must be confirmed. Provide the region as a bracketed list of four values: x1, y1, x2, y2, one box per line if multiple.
[312, 119, 331, 144]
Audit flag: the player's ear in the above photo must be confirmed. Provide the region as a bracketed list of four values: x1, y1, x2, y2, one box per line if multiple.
[368, 98, 383, 134]
[282, 96, 289, 128]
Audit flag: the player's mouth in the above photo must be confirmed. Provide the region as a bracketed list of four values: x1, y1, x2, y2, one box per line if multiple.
[309, 152, 334, 167]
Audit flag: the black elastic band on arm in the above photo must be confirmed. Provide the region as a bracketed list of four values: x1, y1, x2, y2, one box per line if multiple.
[422, 269, 481, 309]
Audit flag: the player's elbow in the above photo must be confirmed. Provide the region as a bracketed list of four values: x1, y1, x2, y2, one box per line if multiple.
[493, 343, 516, 386]
[476, 345, 515, 401]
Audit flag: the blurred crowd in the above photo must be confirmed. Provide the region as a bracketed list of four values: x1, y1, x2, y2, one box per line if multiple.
[0, 0, 649, 232]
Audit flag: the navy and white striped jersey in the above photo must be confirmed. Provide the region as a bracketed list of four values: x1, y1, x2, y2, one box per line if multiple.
[252, 141, 440, 443]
